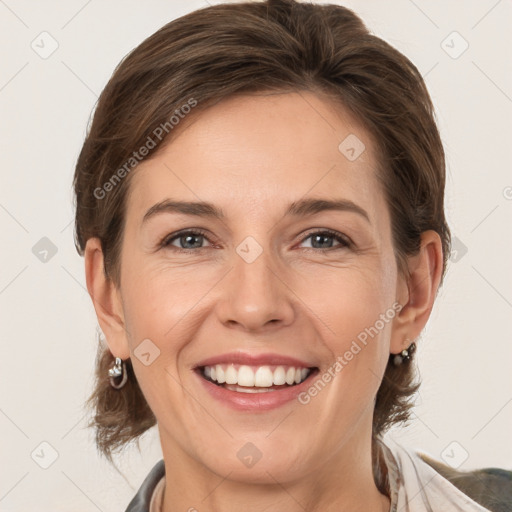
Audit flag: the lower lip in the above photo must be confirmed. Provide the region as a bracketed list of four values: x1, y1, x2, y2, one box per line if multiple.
[195, 369, 319, 412]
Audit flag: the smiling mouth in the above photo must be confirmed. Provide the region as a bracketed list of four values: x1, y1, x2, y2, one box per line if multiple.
[196, 364, 319, 393]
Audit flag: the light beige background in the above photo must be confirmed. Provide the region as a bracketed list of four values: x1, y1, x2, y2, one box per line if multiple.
[1, 0, 511, 511]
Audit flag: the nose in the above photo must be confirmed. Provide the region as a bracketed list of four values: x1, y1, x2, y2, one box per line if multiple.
[215, 242, 296, 333]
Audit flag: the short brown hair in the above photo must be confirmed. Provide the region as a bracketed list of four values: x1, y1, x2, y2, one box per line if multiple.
[74, 0, 450, 481]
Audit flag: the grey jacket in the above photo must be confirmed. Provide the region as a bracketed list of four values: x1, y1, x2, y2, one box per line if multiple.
[125, 459, 164, 512]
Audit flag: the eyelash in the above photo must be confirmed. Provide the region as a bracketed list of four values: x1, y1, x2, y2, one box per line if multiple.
[159, 228, 352, 253]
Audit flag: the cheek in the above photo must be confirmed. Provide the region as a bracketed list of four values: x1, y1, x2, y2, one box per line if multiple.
[121, 258, 210, 341]
[304, 256, 397, 400]
[303, 261, 396, 341]
[118, 264, 201, 423]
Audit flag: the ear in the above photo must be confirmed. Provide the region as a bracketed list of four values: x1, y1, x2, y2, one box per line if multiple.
[390, 230, 444, 354]
[84, 237, 131, 360]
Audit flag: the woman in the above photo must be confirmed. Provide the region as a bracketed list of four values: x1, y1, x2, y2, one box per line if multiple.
[73, 0, 511, 510]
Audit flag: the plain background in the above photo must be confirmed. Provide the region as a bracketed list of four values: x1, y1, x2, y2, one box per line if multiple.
[1, 0, 511, 510]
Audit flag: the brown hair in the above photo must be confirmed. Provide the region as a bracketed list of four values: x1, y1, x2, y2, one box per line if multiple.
[74, 0, 450, 486]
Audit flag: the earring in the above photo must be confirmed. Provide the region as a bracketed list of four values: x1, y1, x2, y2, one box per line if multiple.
[393, 342, 416, 366]
[108, 357, 128, 389]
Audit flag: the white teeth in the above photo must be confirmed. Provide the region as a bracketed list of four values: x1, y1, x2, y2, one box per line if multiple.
[215, 365, 225, 383]
[225, 365, 238, 385]
[254, 366, 274, 387]
[202, 364, 312, 388]
[225, 385, 275, 393]
[273, 366, 286, 385]
[238, 365, 255, 387]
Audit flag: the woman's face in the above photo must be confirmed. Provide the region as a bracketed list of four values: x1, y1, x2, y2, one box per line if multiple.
[112, 91, 409, 482]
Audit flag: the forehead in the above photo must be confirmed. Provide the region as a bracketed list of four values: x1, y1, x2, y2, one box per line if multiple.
[126, 91, 385, 225]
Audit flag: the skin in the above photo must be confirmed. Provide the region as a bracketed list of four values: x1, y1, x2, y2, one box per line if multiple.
[85, 91, 443, 512]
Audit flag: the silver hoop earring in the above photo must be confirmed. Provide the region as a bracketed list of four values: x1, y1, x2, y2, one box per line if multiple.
[393, 342, 416, 366]
[108, 357, 128, 389]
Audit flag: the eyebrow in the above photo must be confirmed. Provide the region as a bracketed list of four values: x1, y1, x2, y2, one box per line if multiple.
[142, 197, 370, 224]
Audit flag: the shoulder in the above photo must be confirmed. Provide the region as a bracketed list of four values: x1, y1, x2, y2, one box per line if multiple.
[381, 438, 512, 512]
[125, 459, 165, 512]
[419, 453, 512, 512]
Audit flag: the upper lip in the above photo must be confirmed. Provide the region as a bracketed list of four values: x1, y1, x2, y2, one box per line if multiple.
[195, 352, 317, 369]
